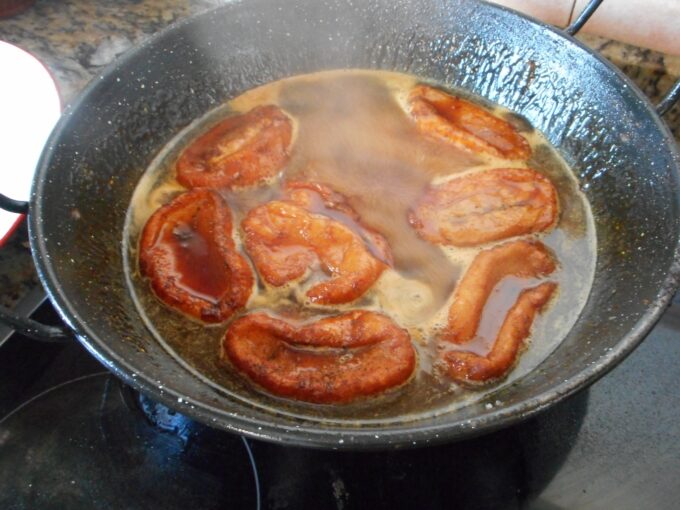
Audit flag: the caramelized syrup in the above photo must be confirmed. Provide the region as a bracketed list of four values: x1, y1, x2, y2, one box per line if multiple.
[164, 219, 229, 305]
[123, 70, 596, 423]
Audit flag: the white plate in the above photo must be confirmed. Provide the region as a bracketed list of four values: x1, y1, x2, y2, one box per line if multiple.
[0, 41, 61, 245]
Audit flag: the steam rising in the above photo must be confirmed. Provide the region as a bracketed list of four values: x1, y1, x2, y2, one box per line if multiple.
[277, 73, 483, 312]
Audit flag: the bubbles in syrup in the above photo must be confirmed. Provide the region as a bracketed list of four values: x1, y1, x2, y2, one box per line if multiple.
[122, 69, 596, 423]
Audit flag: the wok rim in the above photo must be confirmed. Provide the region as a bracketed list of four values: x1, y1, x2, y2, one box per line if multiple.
[28, 0, 680, 449]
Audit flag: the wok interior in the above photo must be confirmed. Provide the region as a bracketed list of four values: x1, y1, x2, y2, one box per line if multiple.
[33, 0, 680, 444]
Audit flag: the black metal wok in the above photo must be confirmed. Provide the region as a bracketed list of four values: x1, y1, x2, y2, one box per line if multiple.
[1, 0, 679, 449]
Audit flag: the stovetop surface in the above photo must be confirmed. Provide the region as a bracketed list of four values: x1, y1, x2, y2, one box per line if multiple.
[1, 298, 679, 510]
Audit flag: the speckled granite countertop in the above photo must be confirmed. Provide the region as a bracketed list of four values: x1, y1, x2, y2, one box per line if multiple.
[0, 0, 679, 309]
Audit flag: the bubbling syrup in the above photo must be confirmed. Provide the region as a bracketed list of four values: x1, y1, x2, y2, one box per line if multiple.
[123, 70, 596, 423]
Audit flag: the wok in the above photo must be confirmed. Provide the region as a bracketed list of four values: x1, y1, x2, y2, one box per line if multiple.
[1, 0, 679, 449]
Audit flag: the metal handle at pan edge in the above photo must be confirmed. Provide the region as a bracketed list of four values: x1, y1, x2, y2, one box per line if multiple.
[0, 195, 70, 342]
[0, 306, 69, 342]
[566, 0, 680, 115]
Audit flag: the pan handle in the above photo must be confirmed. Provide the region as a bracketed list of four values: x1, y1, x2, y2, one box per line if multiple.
[0, 197, 70, 342]
[656, 80, 680, 117]
[563, 0, 680, 116]
[0, 306, 70, 342]
[565, 0, 604, 36]
[0, 193, 29, 214]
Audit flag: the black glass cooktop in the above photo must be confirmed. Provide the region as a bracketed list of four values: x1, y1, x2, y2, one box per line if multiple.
[1, 299, 679, 509]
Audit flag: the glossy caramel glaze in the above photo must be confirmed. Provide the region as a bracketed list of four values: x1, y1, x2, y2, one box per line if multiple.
[444, 240, 557, 344]
[222, 311, 416, 404]
[176, 105, 292, 189]
[242, 182, 391, 304]
[408, 84, 532, 160]
[442, 282, 557, 384]
[139, 189, 253, 323]
[409, 168, 558, 247]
